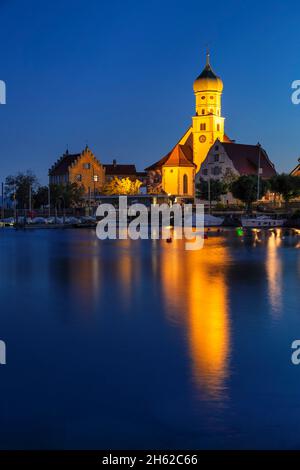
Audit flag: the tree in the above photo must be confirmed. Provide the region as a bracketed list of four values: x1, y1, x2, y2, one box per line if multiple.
[230, 175, 270, 212]
[34, 186, 49, 209]
[223, 168, 238, 186]
[50, 183, 85, 209]
[5, 171, 39, 209]
[102, 177, 142, 195]
[196, 177, 227, 202]
[269, 174, 300, 206]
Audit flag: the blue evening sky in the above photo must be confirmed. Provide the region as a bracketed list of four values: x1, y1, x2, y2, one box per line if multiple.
[0, 0, 300, 184]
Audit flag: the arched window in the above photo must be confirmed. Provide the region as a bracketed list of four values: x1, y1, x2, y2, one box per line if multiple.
[183, 174, 188, 194]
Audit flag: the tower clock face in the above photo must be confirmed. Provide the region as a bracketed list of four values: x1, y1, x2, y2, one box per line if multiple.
[199, 135, 206, 143]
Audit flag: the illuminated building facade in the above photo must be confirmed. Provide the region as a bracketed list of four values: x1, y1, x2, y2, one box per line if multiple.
[49, 146, 105, 197]
[145, 53, 230, 199]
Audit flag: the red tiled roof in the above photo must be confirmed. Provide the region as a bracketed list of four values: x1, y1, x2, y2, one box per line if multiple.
[222, 143, 276, 178]
[145, 142, 195, 171]
[291, 162, 300, 176]
[145, 128, 233, 172]
[49, 153, 80, 176]
[104, 164, 137, 176]
[223, 133, 232, 143]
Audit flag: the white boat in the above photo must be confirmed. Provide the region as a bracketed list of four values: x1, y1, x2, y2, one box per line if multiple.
[205, 214, 224, 227]
[184, 213, 224, 228]
[241, 215, 286, 228]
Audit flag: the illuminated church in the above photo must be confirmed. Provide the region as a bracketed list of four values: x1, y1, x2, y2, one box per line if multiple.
[145, 52, 231, 198]
[145, 53, 275, 198]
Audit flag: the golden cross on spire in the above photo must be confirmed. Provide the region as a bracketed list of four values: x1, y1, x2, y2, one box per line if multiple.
[206, 44, 210, 66]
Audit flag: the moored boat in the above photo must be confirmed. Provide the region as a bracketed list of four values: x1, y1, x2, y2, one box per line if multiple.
[241, 215, 286, 228]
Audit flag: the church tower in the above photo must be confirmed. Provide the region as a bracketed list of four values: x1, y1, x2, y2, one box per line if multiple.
[192, 53, 225, 171]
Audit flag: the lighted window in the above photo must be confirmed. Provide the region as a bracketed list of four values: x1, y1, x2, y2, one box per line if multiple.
[200, 123, 206, 130]
[93, 175, 99, 182]
[183, 174, 188, 194]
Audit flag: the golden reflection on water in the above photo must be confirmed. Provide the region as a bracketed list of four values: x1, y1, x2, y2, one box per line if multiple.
[65, 227, 299, 397]
[159, 237, 231, 400]
[266, 230, 282, 316]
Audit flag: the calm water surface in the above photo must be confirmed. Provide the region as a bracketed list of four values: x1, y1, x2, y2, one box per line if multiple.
[0, 228, 300, 449]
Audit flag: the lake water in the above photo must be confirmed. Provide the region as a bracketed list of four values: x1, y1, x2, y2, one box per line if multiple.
[0, 227, 300, 449]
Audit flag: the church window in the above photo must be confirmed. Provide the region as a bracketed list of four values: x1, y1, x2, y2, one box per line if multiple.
[201, 96, 205, 100]
[200, 123, 206, 130]
[183, 174, 188, 194]
[217, 124, 220, 131]
[202, 109, 205, 115]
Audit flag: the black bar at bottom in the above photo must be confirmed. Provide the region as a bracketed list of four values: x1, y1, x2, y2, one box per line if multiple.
[0, 450, 299, 466]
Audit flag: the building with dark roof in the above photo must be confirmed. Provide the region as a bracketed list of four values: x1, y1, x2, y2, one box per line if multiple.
[49, 150, 146, 197]
[49, 146, 105, 197]
[104, 160, 138, 181]
[198, 139, 276, 182]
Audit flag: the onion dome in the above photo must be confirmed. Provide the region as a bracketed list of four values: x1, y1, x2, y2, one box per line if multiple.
[193, 53, 223, 93]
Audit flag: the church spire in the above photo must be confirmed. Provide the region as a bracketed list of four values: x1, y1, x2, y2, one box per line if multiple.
[206, 47, 210, 66]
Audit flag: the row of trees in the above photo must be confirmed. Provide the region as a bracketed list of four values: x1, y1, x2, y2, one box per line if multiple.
[3, 170, 300, 213]
[196, 173, 300, 211]
[2, 171, 143, 210]
[4, 171, 84, 210]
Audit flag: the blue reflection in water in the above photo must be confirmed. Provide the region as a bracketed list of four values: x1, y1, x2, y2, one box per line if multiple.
[0, 228, 299, 449]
